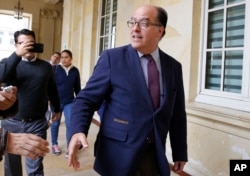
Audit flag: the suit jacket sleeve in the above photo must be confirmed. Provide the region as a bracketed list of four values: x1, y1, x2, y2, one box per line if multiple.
[169, 63, 188, 162]
[0, 52, 20, 119]
[0, 52, 21, 84]
[74, 67, 81, 96]
[70, 50, 112, 136]
[47, 68, 61, 113]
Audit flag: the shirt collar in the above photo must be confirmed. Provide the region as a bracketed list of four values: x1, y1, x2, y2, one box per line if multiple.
[138, 48, 159, 61]
[59, 63, 73, 70]
[22, 56, 37, 62]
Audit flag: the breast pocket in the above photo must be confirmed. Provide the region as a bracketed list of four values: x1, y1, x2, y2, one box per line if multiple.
[101, 127, 128, 142]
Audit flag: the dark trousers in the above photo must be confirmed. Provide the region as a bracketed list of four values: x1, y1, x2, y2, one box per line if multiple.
[2, 118, 48, 176]
[136, 144, 160, 176]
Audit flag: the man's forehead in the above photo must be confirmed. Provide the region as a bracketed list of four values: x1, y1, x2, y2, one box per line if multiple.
[131, 17, 150, 21]
[18, 34, 33, 38]
[18, 34, 35, 40]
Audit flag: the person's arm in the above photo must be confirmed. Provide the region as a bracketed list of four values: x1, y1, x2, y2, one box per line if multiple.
[0, 40, 33, 83]
[68, 132, 88, 170]
[74, 68, 81, 96]
[169, 63, 188, 173]
[47, 68, 61, 121]
[68, 51, 111, 170]
[7, 132, 49, 159]
[0, 101, 18, 119]
[0, 128, 50, 161]
[0, 86, 18, 119]
[47, 69, 60, 113]
[0, 128, 8, 161]
[0, 52, 21, 83]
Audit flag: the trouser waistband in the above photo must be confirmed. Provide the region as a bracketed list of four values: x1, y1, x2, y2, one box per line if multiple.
[13, 118, 40, 122]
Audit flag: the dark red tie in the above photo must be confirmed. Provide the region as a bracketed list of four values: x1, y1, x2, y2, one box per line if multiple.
[144, 54, 160, 110]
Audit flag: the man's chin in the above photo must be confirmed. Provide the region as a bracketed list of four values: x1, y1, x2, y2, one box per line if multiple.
[131, 43, 140, 49]
[24, 53, 35, 58]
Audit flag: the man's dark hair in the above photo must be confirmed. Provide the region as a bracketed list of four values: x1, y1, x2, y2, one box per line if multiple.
[14, 29, 36, 44]
[156, 7, 168, 37]
[61, 49, 73, 58]
[53, 51, 61, 56]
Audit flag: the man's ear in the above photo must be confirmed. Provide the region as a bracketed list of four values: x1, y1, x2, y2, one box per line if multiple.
[157, 26, 164, 37]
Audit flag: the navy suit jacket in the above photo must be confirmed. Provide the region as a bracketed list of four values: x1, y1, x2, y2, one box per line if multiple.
[71, 45, 187, 176]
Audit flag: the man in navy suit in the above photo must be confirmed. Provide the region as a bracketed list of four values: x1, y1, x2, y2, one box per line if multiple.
[68, 4, 188, 176]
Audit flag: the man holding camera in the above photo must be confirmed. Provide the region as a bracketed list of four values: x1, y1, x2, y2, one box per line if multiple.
[0, 29, 61, 176]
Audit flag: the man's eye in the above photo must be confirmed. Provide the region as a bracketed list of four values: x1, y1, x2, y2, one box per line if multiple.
[140, 22, 148, 26]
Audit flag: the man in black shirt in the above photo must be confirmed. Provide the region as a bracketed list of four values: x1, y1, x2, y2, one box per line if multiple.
[0, 86, 50, 161]
[0, 29, 61, 176]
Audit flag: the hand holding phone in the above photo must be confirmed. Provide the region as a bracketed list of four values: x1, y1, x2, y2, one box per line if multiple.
[0, 85, 17, 111]
[1, 86, 14, 93]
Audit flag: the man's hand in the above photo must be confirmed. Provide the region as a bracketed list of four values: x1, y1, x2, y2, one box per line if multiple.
[173, 161, 186, 173]
[6, 133, 49, 159]
[51, 112, 61, 121]
[68, 133, 89, 170]
[15, 40, 34, 56]
[0, 86, 17, 110]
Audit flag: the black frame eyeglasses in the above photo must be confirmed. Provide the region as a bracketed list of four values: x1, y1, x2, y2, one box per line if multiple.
[127, 20, 161, 29]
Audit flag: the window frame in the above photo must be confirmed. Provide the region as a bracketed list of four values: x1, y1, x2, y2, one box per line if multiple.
[97, 0, 117, 56]
[196, 0, 250, 112]
[0, 10, 32, 60]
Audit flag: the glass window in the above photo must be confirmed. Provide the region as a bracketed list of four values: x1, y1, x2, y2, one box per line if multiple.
[196, 0, 250, 111]
[0, 11, 31, 59]
[98, 0, 117, 56]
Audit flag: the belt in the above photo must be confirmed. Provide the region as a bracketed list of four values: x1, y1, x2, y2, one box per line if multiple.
[13, 118, 38, 122]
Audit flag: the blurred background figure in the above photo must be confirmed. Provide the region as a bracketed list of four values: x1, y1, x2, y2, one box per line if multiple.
[50, 49, 81, 157]
[49, 52, 61, 66]
[46, 52, 61, 124]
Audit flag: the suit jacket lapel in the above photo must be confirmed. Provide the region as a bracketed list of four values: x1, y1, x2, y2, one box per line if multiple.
[126, 45, 153, 109]
[159, 50, 170, 109]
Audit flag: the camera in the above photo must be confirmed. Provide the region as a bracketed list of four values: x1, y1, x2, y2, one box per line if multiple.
[29, 43, 44, 53]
